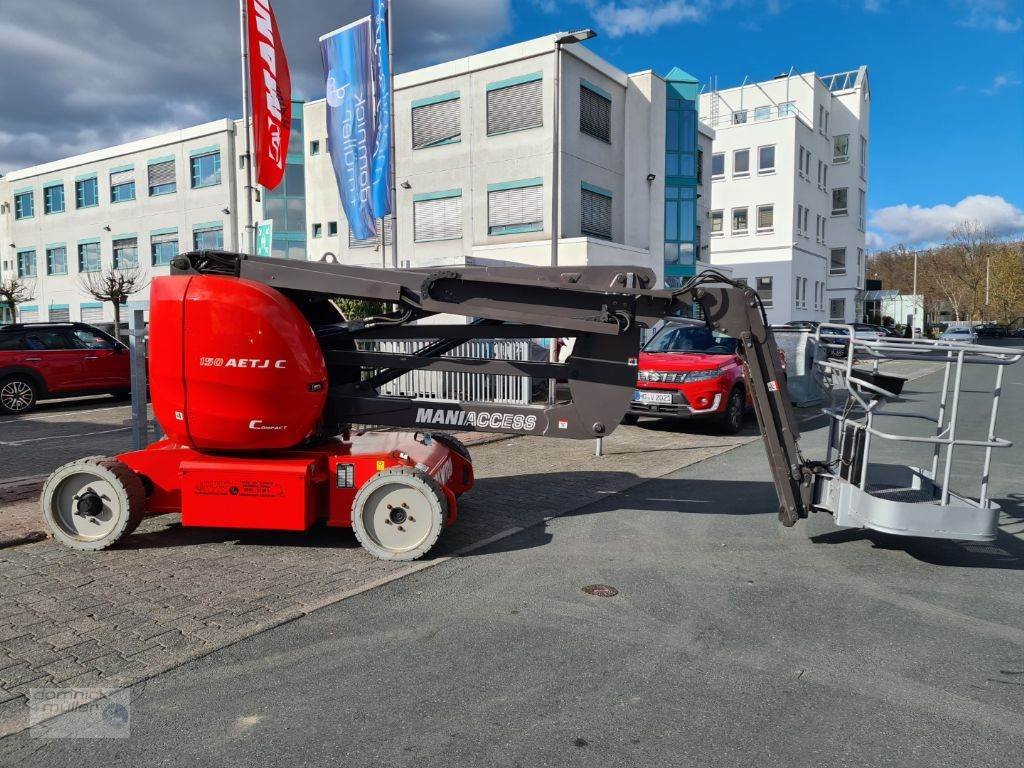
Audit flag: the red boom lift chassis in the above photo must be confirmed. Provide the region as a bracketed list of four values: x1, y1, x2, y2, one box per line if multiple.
[39, 251, 814, 559]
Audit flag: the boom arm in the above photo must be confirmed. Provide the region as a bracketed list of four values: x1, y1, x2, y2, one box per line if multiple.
[170, 251, 813, 525]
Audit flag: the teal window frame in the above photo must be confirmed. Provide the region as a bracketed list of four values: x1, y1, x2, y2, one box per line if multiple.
[44, 184, 65, 214]
[14, 190, 34, 220]
[46, 245, 68, 276]
[150, 229, 180, 266]
[112, 236, 139, 269]
[110, 180, 136, 203]
[486, 179, 543, 236]
[16, 249, 37, 278]
[190, 151, 222, 189]
[78, 240, 102, 273]
[192, 222, 224, 250]
[76, 177, 99, 209]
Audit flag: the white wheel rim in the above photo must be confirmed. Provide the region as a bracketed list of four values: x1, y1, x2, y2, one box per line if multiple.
[359, 481, 437, 554]
[47, 472, 125, 541]
[1, 380, 33, 412]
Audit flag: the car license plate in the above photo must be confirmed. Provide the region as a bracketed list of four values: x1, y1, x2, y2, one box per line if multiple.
[634, 390, 672, 404]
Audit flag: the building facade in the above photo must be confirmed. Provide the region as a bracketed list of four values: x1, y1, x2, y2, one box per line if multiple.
[698, 67, 870, 324]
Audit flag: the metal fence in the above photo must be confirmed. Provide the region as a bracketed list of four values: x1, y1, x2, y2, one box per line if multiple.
[358, 339, 534, 404]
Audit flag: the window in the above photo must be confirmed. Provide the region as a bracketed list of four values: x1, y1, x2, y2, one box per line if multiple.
[46, 246, 67, 276]
[113, 237, 138, 269]
[857, 248, 864, 286]
[151, 231, 179, 266]
[148, 159, 176, 196]
[732, 109, 747, 124]
[711, 152, 725, 179]
[17, 250, 36, 278]
[803, 206, 810, 234]
[858, 188, 866, 230]
[830, 298, 846, 321]
[14, 191, 33, 220]
[414, 192, 463, 242]
[817, 160, 824, 187]
[818, 105, 825, 132]
[798, 147, 806, 178]
[803, 148, 812, 177]
[312, 223, 322, 238]
[76, 310, 107, 328]
[822, 164, 828, 190]
[581, 184, 612, 239]
[816, 214, 823, 242]
[327, 221, 338, 236]
[860, 136, 867, 179]
[832, 187, 848, 216]
[794, 275, 802, 308]
[733, 149, 749, 177]
[486, 74, 542, 136]
[756, 204, 774, 233]
[580, 82, 612, 142]
[710, 210, 723, 235]
[758, 145, 775, 173]
[44, 184, 65, 214]
[697, 148, 703, 184]
[802, 277, 808, 307]
[731, 207, 748, 234]
[78, 241, 101, 273]
[821, 217, 826, 243]
[193, 224, 224, 250]
[756, 276, 773, 308]
[349, 216, 394, 248]
[110, 167, 136, 203]
[310, 140, 320, 155]
[663, 186, 696, 266]
[797, 205, 805, 235]
[779, 101, 795, 117]
[833, 134, 849, 163]
[830, 247, 846, 275]
[49, 306, 71, 323]
[411, 93, 461, 148]
[487, 180, 542, 235]
[754, 106, 771, 121]
[190, 151, 222, 188]
[76, 177, 99, 208]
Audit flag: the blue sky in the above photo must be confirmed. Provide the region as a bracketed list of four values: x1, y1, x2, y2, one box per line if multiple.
[496, 0, 1024, 247]
[2, 0, 1021, 248]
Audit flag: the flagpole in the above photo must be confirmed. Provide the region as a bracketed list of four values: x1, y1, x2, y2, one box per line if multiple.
[387, 0, 398, 269]
[238, 0, 256, 254]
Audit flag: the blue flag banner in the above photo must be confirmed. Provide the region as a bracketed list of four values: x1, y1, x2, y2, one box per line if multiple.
[320, 18, 377, 241]
[370, 0, 393, 219]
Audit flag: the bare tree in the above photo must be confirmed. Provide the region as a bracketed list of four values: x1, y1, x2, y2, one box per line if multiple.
[78, 267, 149, 340]
[0, 274, 35, 323]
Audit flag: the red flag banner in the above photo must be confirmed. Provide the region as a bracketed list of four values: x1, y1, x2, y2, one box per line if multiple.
[247, 0, 291, 190]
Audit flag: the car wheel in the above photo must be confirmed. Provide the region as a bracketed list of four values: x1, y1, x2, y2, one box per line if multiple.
[719, 387, 745, 434]
[0, 375, 38, 415]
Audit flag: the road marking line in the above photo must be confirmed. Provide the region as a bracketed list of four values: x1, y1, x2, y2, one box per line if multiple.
[0, 404, 131, 423]
[1, 427, 132, 447]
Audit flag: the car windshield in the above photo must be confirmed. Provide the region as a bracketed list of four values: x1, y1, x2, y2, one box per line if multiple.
[644, 324, 737, 355]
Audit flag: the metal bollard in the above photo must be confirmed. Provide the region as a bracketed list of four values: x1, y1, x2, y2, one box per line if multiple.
[128, 309, 149, 450]
[595, 437, 603, 457]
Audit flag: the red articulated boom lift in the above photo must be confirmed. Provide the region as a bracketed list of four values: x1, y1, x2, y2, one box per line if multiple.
[40, 251, 814, 559]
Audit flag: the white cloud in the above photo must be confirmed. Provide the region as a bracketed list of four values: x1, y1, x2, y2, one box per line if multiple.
[870, 195, 1024, 246]
[865, 231, 886, 249]
[958, 0, 1023, 33]
[586, 1, 707, 37]
[983, 72, 1022, 94]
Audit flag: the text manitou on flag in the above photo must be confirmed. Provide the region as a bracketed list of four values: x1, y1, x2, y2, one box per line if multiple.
[320, 18, 378, 242]
[247, 0, 292, 190]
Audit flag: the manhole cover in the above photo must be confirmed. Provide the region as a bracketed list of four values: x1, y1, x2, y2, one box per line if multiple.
[582, 584, 618, 597]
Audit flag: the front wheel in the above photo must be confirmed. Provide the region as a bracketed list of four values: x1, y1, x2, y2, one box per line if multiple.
[41, 457, 146, 550]
[718, 387, 745, 434]
[0, 375, 37, 415]
[351, 467, 449, 561]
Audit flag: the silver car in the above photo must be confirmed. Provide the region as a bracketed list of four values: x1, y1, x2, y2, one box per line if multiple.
[939, 327, 979, 344]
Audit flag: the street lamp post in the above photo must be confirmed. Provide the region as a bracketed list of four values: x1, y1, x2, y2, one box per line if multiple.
[548, 28, 596, 406]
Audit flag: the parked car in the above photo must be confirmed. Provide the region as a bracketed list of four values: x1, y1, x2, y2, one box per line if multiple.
[939, 327, 979, 345]
[0, 322, 131, 415]
[626, 318, 785, 434]
[785, 320, 820, 330]
[975, 323, 1007, 339]
[870, 324, 904, 338]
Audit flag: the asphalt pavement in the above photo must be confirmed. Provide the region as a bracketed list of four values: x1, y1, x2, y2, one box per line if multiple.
[4, 349, 1024, 767]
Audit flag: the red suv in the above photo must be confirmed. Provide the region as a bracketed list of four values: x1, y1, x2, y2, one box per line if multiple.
[626, 319, 782, 434]
[0, 322, 131, 414]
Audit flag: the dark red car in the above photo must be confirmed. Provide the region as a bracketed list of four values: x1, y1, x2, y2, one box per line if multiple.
[626, 318, 784, 434]
[0, 322, 131, 414]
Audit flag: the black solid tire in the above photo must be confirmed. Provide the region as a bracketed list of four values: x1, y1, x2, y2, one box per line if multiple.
[719, 386, 745, 434]
[0, 375, 38, 415]
[41, 457, 146, 550]
[429, 432, 471, 463]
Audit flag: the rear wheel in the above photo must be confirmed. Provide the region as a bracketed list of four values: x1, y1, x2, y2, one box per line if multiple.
[429, 432, 471, 463]
[351, 467, 449, 561]
[0, 375, 37, 415]
[719, 386, 745, 434]
[41, 457, 145, 550]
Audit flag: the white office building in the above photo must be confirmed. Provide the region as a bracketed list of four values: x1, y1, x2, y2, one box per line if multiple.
[1, 32, 727, 325]
[699, 67, 870, 324]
